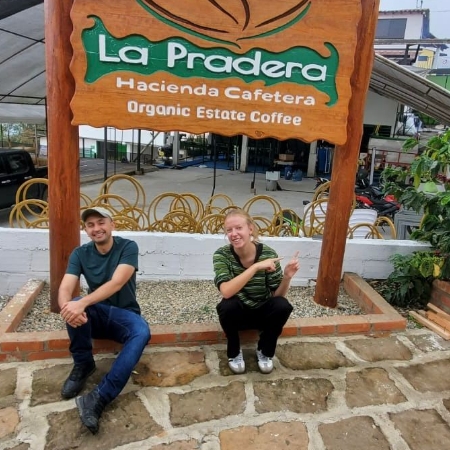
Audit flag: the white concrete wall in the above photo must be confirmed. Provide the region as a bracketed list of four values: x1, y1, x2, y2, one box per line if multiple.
[40, 127, 164, 150]
[364, 91, 399, 130]
[0, 228, 429, 296]
[78, 126, 163, 146]
[375, 12, 424, 41]
[396, 13, 423, 40]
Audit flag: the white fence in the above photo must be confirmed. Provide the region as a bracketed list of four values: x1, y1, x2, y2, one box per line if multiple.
[0, 228, 429, 295]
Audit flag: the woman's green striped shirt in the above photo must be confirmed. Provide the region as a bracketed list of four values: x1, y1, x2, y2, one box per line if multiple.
[213, 242, 283, 308]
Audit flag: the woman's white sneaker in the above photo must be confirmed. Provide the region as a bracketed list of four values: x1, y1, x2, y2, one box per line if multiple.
[256, 349, 273, 374]
[228, 350, 245, 374]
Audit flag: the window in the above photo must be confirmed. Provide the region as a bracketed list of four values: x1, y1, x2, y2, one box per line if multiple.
[0, 158, 7, 176]
[376, 18, 407, 39]
[417, 55, 429, 61]
[6, 153, 28, 174]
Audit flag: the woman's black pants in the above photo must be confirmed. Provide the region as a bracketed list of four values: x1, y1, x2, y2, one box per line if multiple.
[216, 296, 293, 358]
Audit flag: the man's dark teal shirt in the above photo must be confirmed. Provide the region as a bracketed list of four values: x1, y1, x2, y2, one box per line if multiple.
[66, 236, 140, 314]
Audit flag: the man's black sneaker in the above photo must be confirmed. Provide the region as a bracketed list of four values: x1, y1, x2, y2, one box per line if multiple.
[75, 389, 107, 435]
[61, 361, 96, 399]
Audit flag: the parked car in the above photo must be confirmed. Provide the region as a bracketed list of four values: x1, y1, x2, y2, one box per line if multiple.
[0, 149, 48, 209]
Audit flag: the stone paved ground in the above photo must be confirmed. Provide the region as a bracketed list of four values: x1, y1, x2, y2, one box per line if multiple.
[2, 330, 450, 450]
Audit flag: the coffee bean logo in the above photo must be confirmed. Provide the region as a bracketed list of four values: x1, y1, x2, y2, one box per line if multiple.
[136, 0, 312, 47]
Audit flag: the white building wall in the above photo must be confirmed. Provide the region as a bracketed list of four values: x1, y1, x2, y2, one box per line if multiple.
[40, 127, 164, 154]
[375, 12, 424, 56]
[401, 14, 424, 39]
[78, 126, 163, 147]
[364, 91, 399, 131]
[0, 228, 429, 296]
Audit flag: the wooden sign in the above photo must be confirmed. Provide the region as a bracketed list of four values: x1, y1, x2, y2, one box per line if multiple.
[70, 0, 362, 143]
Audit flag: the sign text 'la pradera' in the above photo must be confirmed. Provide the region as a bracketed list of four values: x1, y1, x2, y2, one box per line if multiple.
[83, 17, 339, 105]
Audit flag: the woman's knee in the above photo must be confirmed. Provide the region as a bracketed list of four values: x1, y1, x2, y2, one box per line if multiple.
[272, 296, 294, 316]
[216, 296, 242, 317]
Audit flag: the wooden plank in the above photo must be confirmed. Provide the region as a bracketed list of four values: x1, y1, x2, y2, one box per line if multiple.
[426, 311, 450, 332]
[69, 0, 362, 144]
[427, 303, 450, 321]
[410, 311, 450, 340]
[314, 0, 380, 307]
[45, 0, 80, 311]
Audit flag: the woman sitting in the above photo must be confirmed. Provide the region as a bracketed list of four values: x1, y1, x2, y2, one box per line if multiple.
[213, 208, 299, 374]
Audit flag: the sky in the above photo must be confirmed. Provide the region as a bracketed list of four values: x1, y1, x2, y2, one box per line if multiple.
[379, 0, 450, 38]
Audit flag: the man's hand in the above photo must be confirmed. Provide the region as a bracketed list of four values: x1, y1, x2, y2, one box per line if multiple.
[284, 251, 300, 279]
[60, 301, 88, 327]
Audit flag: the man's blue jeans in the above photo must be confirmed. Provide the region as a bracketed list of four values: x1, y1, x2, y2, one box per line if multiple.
[66, 299, 151, 404]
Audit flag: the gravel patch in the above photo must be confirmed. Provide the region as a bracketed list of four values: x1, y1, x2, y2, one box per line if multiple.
[0, 294, 11, 313]
[16, 281, 364, 332]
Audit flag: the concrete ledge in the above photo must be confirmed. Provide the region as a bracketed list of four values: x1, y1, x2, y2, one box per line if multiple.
[0, 273, 406, 362]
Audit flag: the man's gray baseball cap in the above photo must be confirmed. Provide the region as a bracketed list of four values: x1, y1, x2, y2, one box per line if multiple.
[81, 207, 113, 222]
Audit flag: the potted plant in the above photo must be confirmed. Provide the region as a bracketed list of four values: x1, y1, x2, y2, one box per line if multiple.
[378, 130, 450, 308]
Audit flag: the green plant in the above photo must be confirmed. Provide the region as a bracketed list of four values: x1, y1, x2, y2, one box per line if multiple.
[379, 130, 450, 307]
[409, 191, 450, 279]
[379, 251, 444, 308]
[402, 128, 450, 190]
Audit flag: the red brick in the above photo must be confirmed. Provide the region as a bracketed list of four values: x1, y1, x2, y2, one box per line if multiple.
[0, 273, 410, 359]
[334, 316, 371, 334]
[280, 324, 298, 337]
[178, 323, 221, 343]
[300, 324, 336, 336]
[296, 317, 335, 336]
[179, 330, 220, 343]
[150, 333, 178, 344]
[430, 288, 448, 313]
[0, 280, 44, 334]
[28, 350, 71, 361]
[433, 279, 450, 295]
[0, 352, 22, 362]
[1, 340, 44, 352]
[370, 318, 406, 331]
[368, 313, 407, 331]
[337, 323, 371, 334]
[92, 339, 122, 350]
[343, 272, 394, 315]
[149, 324, 180, 344]
[47, 338, 70, 350]
[432, 288, 450, 309]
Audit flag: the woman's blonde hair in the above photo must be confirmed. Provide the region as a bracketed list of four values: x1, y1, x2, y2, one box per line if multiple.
[224, 208, 260, 242]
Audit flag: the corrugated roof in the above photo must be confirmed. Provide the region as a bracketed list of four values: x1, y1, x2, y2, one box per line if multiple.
[379, 9, 429, 15]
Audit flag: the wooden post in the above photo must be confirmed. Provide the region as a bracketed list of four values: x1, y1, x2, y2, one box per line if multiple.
[314, 0, 380, 308]
[45, 0, 80, 312]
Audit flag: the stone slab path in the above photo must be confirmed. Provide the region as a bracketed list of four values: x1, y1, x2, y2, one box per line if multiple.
[2, 330, 450, 450]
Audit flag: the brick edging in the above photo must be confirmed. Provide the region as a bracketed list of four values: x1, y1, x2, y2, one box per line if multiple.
[430, 279, 450, 314]
[0, 273, 406, 362]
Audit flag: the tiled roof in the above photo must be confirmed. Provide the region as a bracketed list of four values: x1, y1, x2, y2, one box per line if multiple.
[379, 9, 429, 15]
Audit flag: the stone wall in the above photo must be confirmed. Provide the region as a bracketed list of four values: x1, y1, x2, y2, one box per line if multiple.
[0, 228, 430, 295]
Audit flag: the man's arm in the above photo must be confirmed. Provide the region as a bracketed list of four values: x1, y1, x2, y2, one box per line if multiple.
[58, 273, 80, 309]
[58, 273, 88, 327]
[60, 264, 135, 322]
